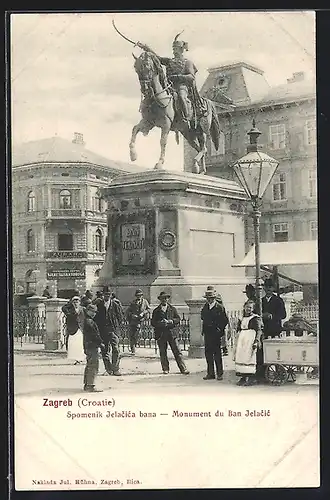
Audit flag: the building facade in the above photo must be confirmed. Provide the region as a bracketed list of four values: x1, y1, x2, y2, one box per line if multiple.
[12, 133, 146, 298]
[184, 62, 317, 250]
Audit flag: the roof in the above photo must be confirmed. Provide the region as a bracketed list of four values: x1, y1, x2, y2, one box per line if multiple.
[234, 241, 318, 267]
[12, 136, 147, 173]
[257, 78, 315, 105]
[208, 61, 264, 76]
[232, 241, 318, 284]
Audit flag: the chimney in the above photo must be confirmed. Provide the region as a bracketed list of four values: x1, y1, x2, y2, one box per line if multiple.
[72, 132, 85, 145]
[287, 71, 305, 84]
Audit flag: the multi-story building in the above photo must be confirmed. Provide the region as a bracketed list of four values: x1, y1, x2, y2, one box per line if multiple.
[12, 132, 145, 298]
[184, 62, 317, 250]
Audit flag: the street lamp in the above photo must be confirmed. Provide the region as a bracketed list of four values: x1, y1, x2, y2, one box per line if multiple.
[231, 119, 279, 318]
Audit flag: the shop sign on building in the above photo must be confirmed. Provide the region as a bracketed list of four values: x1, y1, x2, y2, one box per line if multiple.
[46, 262, 86, 279]
[45, 251, 87, 259]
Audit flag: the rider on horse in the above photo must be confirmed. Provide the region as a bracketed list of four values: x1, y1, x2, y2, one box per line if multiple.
[138, 32, 205, 129]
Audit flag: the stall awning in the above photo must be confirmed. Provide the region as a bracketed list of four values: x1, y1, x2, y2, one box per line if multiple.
[233, 241, 318, 284]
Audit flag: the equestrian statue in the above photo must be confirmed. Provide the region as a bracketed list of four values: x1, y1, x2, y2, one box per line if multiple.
[113, 21, 223, 174]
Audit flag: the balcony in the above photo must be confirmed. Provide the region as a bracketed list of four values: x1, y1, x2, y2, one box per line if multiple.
[46, 209, 84, 219]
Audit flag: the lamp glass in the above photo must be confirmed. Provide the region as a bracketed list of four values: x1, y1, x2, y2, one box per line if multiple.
[233, 151, 279, 199]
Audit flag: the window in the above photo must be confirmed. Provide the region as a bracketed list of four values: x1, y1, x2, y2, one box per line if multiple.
[27, 229, 35, 252]
[95, 228, 103, 252]
[59, 189, 72, 209]
[310, 221, 318, 240]
[308, 169, 317, 198]
[305, 119, 316, 146]
[58, 233, 73, 250]
[210, 131, 225, 156]
[273, 223, 288, 242]
[26, 270, 36, 293]
[272, 173, 287, 201]
[269, 124, 286, 149]
[93, 192, 103, 212]
[27, 191, 36, 212]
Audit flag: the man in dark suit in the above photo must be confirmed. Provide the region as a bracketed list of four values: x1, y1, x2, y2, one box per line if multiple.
[201, 286, 229, 381]
[151, 291, 189, 375]
[262, 279, 286, 338]
[94, 286, 124, 376]
[83, 304, 105, 392]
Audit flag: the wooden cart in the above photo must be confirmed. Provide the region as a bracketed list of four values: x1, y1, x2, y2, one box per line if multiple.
[263, 332, 319, 385]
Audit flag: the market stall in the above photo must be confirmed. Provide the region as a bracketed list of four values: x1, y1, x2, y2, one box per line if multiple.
[233, 240, 319, 384]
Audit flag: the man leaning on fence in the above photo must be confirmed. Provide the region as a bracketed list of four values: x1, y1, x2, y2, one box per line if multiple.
[151, 291, 189, 375]
[126, 289, 150, 355]
[94, 286, 125, 376]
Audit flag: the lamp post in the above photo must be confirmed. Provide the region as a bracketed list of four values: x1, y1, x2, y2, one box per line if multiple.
[231, 120, 279, 322]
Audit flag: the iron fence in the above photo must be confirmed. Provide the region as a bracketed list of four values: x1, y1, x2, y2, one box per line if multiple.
[291, 301, 319, 324]
[118, 314, 190, 353]
[15, 304, 317, 352]
[13, 307, 46, 345]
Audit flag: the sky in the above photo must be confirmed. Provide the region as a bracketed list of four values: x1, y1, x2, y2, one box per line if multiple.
[10, 11, 315, 171]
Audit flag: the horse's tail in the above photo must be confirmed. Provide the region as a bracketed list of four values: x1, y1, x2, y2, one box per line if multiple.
[175, 130, 180, 145]
[210, 101, 221, 151]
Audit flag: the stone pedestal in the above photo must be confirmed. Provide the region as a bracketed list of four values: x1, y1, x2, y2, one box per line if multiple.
[186, 299, 205, 358]
[96, 170, 248, 312]
[44, 298, 67, 350]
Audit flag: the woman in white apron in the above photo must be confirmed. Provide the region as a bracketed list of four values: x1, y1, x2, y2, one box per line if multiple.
[62, 296, 85, 364]
[234, 300, 261, 386]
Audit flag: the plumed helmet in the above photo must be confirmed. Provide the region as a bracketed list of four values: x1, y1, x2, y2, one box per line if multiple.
[172, 31, 188, 51]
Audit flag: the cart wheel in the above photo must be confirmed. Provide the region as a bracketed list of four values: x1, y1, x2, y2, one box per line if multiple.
[306, 366, 319, 379]
[265, 364, 288, 385]
[286, 366, 298, 383]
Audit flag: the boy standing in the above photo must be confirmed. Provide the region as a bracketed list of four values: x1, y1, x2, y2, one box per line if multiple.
[83, 304, 105, 392]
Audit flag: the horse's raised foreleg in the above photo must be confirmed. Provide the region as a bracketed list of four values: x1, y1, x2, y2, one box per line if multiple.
[130, 120, 152, 162]
[154, 126, 170, 170]
[129, 124, 141, 162]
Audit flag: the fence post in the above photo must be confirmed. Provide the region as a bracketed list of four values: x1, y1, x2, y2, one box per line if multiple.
[186, 299, 205, 358]
[26, 296, 46, 338]
[44, 298, 68, 350]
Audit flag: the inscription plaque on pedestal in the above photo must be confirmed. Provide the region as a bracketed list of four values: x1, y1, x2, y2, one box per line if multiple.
[121, 223, 146, 266]
[113, 210, 156, 276]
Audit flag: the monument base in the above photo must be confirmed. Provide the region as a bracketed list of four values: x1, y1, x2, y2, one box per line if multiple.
[97, 169, 248, 310]
[188, 346, 205, 358]
[44, 340, 61, 351]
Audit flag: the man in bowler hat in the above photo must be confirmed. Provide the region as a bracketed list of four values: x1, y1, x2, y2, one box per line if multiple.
[201, 286, 229, 380]
[94, 286, 124, 376]
[262, 279, 286, 338]
[151, 291, 189, 375]
[126, 289, 150, 354]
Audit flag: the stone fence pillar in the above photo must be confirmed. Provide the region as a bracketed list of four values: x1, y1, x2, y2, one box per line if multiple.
[186, 299, 205, 358]
[44, 298, 67, 350]
[282, 297, 293, 320]
[26, 296, 46, 337]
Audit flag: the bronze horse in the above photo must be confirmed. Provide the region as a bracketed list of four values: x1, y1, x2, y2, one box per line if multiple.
[130, 50, 222, 174]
